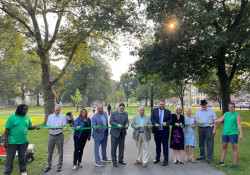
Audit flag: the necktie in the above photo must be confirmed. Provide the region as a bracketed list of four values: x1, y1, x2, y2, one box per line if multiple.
[159, 110, 163, 130]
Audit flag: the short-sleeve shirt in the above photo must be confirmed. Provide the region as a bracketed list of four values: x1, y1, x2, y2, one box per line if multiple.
[5, 114, 32, 144]
[223, 112, 239, 135]
[195, 108, 217, 127]
[47, 113, 66, 135]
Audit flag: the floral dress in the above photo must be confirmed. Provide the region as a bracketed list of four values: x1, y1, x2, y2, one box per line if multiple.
[184, 116, 197, 146]
[170, 114, 184, 150]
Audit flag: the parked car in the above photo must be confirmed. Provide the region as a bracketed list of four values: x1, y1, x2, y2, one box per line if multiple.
[236, 102, 250, 108]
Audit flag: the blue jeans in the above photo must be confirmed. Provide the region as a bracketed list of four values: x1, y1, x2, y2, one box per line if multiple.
[94, 131, 108, 163]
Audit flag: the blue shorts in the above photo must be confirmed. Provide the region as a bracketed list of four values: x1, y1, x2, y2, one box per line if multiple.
[222, 134, 238, 144]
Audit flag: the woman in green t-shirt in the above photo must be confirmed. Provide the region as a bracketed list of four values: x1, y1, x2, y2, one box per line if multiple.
[213, 103, 243, 168]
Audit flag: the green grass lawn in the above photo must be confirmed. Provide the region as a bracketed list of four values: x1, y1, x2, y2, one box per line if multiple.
[0, 106, 91, 175]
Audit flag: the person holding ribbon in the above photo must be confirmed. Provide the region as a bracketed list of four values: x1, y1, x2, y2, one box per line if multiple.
[92, 105, 111, 167]
[4, 104, 40, 175]
[72, 108, 91, 171]
[44, 104, 66, 173]
[214, 103, 243, 168]
[195, 99, 217, 163]
[131, 106, 152, 168]
[151, 100, 172, 166]
[170, 105, 185, 164]
[110, 103, 129, 167]
[184, 108, 197, 163]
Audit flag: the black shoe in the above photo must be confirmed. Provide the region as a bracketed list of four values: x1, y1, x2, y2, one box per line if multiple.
[162, 162, 168, 166]
[113, 163, 118, 167]
[216, 161, 225, 166]
[153, 160, 160, 164]
[230, 164, 237, 168]
[57, 167, 62, 172]
[44, 167, 51, 172]
[196, 157, 205, 160]
[177, 160, 184, 164]
[119, 161, 126, 165]
[207, 160, 212, 164]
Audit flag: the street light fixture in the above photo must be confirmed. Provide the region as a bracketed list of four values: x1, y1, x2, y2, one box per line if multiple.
[151, 80, 154, 111]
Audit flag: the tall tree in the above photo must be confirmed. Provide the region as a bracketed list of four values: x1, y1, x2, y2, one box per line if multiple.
[138, 0, 250, 114]
[0, 0, 140, 123]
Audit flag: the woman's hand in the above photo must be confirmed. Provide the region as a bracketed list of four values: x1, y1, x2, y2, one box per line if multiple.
[239, 134, 243, 140]
[77, 126, 81, 128]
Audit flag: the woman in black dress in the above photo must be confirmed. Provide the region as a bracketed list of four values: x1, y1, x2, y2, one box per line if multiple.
[170, 105, 185, 164]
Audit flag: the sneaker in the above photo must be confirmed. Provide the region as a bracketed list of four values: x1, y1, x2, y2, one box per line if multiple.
[230, 164, 237, 168]
[95, 163, 104, 167]
[217, 161, 225, 166]
[21, 172, 27, 175]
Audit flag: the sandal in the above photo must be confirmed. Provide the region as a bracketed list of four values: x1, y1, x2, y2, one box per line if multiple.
[73, 165, 77, 172]
[185, 157, 189, 162]
[78, 163, 83, 168]
[191, 157, 196, 163]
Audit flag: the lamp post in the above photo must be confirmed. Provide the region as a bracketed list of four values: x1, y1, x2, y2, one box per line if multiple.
[150, 80, 154, 111]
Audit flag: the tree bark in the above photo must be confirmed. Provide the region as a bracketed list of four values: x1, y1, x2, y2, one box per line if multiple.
[217, 74, 231, 114]
[36, 91, 40, 106]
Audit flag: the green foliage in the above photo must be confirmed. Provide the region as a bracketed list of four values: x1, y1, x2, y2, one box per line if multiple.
[120, 73, 139, 101]
[71, 89, 83, 111]
[116, 88, 126, 103]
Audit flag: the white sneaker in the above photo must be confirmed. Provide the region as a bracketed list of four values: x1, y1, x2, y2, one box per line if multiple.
[21, 172, 27, 175]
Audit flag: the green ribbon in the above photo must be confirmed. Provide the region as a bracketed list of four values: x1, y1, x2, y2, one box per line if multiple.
[40, 123, 210, 130]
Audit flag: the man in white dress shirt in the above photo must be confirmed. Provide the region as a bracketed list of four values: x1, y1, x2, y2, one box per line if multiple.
[44, 104, 66, 173]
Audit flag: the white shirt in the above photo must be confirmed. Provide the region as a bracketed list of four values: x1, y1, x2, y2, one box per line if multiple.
[47, 113, 66, 135]
[195, 108, 217, 127]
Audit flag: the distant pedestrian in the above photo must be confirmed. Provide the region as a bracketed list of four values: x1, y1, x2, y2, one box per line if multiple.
[92, 105, 111, 167]
[131, 106, 152, 168]
[151, 100, 172, 166]
[108, 104, 111, 116]
[92, 104, 97, 114]
[214, 103, 243, 168]
[195, 99, 217, 163]
[110, 103, 129, 167]
[4, 104, 40, 175]
[170, 105, 184, 164]
[66, 111, 74, 127]
[73, 108, 91, 171]
[184, 108, 197, 163]
[44, 104, 66, 173]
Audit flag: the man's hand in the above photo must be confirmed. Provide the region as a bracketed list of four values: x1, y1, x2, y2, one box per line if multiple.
[239, 134, 243, 140]
[162, 122, 167, 126]
[138, 125, 142, 128]
[144, 126, 148, 129]
[96, 125, 101, 131]
[212, 129, 216, 135]
[118, 124, 123, 127]
[155, 124, 160, 128]
[77, 126, 81, 128]
[4, 141, 9, 149]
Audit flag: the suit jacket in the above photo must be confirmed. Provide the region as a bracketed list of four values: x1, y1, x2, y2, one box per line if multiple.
[131, 115, 152, 141]
[110, 110, 129, 138]
[92, 111, 109, 141]
[151, 108, 172, 134]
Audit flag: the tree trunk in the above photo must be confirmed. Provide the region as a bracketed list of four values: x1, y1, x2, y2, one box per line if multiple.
[217, 74, 231, 114]
[41, 54, 56, 125]
[36, 91, 40, 106]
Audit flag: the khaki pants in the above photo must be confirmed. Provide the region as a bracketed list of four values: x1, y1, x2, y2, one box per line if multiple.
[136, 133, 149, 163]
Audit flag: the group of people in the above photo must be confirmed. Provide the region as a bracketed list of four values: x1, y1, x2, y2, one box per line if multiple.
[3, 99, 243, 175]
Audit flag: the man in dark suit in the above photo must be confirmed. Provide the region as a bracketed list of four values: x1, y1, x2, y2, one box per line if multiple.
[110, 103, 129, 167]
[92, 105, 111, 167]
[151, 100, 172, 166]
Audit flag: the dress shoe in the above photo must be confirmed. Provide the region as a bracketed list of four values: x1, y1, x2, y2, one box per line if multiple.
[196, 157, 205, 160]
[177, 160, 184, 164]
[153, 160, 160, 164]
[134, 160, 140, 165]
[162, 162, 168, 166]
[142, 163, 148, 167]
[113, 163, 118, 167]
[57, 167, 62, 172]
[119, 161, 126, 165]
[44, 167, 51, 172]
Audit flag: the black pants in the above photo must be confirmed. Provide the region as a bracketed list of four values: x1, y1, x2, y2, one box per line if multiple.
[73, 132, 88, 165]
[4, 142, 29, 175]
[111, 132, 126, 163]
[198, 126, 214, 161]
[154, 130, 169, 162]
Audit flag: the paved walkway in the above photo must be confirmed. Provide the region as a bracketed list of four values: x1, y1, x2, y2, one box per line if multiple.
[43, 111, 225, 175]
